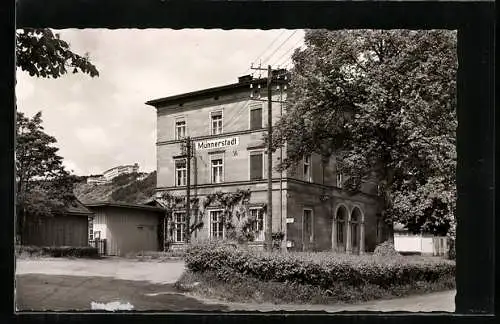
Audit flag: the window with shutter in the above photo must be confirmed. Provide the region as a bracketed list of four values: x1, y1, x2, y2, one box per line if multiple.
[249, 152, 263, 180]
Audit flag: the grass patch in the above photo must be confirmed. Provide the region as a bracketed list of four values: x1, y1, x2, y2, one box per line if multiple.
[126, 250, 186, 262]
[176, 268, 455, 305]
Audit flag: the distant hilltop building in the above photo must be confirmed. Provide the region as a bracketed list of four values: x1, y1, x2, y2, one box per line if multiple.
[103, 163, 139, 181]
[86, 163, 140, 184]
[86, 175, 108, 185]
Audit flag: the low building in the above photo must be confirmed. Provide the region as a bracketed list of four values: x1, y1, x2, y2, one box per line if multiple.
[146, 73, 390, 253]
[22, 200, 94, 247]
[85, 202, 165, 256]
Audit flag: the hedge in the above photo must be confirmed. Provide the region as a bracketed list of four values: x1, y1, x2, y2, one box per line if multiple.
[16, 245, 99, 258]
[185, 240, 455, 289]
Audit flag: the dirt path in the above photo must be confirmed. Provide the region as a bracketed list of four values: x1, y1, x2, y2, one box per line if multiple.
[191, 290, 456, 312]
[16, 257, 185, 284]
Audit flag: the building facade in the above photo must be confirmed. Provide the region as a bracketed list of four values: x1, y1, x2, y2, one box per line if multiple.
[146, 74, 388, 253]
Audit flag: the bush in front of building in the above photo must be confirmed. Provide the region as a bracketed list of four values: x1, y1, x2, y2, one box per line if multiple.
[16, 245, 99, 258]
[186, 240, 455, 291]
[373, 241, 401, 256]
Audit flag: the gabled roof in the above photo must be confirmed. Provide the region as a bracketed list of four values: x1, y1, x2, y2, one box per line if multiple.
[66, 199, 93, 215]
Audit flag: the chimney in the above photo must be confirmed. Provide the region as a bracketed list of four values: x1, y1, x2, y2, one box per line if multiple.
[238, 75, 253, 83]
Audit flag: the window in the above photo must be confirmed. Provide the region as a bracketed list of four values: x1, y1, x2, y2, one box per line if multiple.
[175, 159, 187, 186]
[88, 216, 94, 241]
[336, 173, 343, 188]
[303, 155, 312, 182]
[249, 152, 263, 180]
[211, 111, 223, 135]
[250, 208, 265, 241]
[173, 212, 186, 243]
[94, 231, 101, 239]
[211, 158, 224, 183]
[250, 103, 262, 130]
[210, 210, 224, 239]
[303, 209, 313, 243]
[175, 119, 186, 140]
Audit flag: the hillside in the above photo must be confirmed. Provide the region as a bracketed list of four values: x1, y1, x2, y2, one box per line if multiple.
[75, 171, 157, 204]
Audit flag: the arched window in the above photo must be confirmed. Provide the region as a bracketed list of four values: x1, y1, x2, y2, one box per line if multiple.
[351, 207, 362, 253]
[336, 205, 348, 251]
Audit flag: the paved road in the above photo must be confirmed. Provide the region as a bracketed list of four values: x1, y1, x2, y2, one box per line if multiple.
[16, 273, 228, 311]
[16, 257, 185, 284]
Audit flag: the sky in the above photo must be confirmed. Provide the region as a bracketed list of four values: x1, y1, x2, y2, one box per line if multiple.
[16, 29, 305, 176]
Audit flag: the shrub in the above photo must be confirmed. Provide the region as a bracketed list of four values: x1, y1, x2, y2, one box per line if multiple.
[373, 241, 401, 256]
[185, 240, 455, 291]
[16, 245, 99, 258]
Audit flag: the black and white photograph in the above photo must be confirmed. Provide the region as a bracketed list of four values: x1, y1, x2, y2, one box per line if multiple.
[14, 27, 459, 313]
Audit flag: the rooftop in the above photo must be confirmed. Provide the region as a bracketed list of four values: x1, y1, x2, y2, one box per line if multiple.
[85, 201, 165, 213]
[145, 70, 289, 108]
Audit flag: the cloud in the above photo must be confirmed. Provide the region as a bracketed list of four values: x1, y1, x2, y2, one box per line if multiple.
[75, 126, 111, 149]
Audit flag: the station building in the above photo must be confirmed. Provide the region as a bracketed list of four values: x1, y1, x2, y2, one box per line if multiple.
[146, 74, 389, 253]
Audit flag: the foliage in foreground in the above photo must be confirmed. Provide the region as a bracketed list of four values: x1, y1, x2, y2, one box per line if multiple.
[16, 245, 99, 258]
[176, 269, 455, 305]
[16, 28, 99, 78]
[186, 241, 455, 290]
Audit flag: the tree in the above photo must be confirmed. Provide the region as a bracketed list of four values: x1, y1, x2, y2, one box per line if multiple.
[16, 111, 79, 243]
[16, 28, 99, 78]
[272, 30, 457, 239]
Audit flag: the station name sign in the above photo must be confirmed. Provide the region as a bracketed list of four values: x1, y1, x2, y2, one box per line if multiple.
[195, 137, 239, 150]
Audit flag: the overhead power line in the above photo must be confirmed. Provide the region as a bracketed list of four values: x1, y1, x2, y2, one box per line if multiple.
[272, 37, 304, 67]
[242, 29, 287, 75]
[260, 30, 298, 66]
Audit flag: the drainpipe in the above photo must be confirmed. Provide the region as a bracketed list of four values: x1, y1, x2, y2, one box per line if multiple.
[279, 83, 285, 251]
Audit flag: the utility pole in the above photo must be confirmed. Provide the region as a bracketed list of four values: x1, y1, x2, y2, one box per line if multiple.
[184, 136, 192, 243]
[250, 64, 274, 251]
[265, 65, 273, 252]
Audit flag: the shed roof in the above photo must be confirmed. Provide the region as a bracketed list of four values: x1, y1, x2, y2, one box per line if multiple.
[85, 201, 165, 213]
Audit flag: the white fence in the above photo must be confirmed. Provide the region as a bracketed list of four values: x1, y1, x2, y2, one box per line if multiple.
[394, 233, 449, 256]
